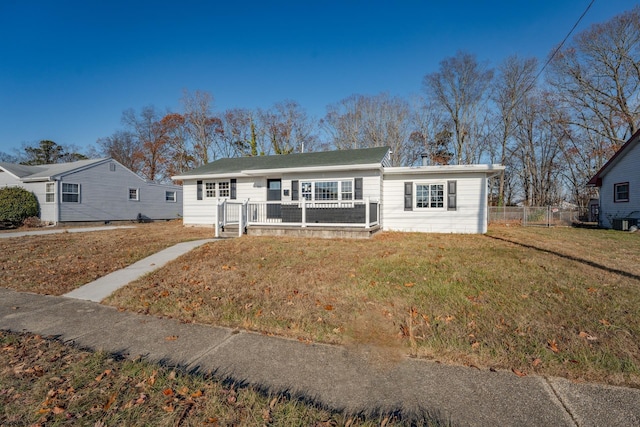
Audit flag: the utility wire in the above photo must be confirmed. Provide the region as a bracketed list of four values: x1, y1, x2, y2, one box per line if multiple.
[526, 0, 596, 93]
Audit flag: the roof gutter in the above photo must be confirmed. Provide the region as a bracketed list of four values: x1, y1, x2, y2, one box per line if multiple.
[383, 164, 505, 177]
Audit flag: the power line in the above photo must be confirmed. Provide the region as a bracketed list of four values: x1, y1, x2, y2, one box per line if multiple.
[527, 0, 596, 92]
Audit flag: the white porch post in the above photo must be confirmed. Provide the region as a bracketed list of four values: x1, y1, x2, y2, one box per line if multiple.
[365, 197, 370, 229]
[214, 199, 220, 238]
[301, 201, 307, 228]
[238, 200, 247, 237]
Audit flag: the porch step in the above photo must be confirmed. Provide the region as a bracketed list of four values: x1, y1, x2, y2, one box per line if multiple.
[218, 225, 244, 238]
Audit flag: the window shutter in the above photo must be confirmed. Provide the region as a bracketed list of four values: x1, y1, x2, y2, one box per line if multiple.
[230, 179, 237, 200]
[447, 180, 457, 211]
[404, 182, 413, 211]
[354, 178, 363, 200]
[197, 180, 203, 201]
[291, 180, 299, 201]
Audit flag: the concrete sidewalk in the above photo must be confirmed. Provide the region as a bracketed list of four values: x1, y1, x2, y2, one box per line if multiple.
[1, 287, 638, 426]
[0, 225, 136, 238]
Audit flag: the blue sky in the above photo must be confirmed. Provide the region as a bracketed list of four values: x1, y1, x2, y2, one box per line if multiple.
[0, 0, 634, 156]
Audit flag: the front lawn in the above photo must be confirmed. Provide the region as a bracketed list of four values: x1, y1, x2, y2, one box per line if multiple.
[105, 226, 640, 387]
[0, 221, 213, 295]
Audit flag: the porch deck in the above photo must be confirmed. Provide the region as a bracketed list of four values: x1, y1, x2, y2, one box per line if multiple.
[216, 199, 380, 239]
[226, 224, 381, 239]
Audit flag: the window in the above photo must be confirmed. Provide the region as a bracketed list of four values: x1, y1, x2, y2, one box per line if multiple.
[45, 182, 55, 203]
[62, 183, 79, 203]
[197, 180, 203, 200]
[166, 191, 176, 202]
[416, 183, 444, 208]
[109, 163, 116, 172]
[301, 182, 312, 200]
[129, 188, 139, 201]
[614, 182, 629, 202]
[217, 181, 230, 197]
[315, 181, 339, 201]
[205, 182, 215, 198]
[341, 180, 353, 200]
[299, 180, 354, 201]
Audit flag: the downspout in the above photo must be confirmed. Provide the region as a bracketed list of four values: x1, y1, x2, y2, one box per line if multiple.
[54, 179, 60, 225]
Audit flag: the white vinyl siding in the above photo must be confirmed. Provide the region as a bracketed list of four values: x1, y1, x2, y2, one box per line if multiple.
[182, 177, 261, 226]
[382, 173, 488, 233]
[598, 141, 640, 228]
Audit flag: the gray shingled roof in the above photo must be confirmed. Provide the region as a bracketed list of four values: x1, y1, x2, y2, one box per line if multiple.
[176, 147, 390, 177]
[0, 159, 107, 181]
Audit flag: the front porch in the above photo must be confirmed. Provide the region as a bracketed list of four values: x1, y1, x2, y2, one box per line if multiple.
[215, 199, 381, 239]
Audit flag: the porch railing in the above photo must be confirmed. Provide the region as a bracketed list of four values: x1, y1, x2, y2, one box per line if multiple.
[214, 198, 379, 237]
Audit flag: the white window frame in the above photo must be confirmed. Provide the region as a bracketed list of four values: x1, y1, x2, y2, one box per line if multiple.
[45, 182, 55, 203]
[61, 183, 80, 203]
[129, 188, 139, 201]
[205, 182, 216, 198]
[415, 182, 445, 209]
[217, 181, 230, 198]
[165, 191, 177, 202]
[299, 179, 354, 202]
[614, 182, 629, 203]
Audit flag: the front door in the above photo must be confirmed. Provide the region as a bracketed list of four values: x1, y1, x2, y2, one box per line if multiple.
[267, 179, 282, 219]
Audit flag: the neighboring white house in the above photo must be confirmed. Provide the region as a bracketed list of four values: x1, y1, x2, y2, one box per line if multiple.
[588, 129, 640, 230]
[172, 147, 504, 234]
[0, 158, 183, 224]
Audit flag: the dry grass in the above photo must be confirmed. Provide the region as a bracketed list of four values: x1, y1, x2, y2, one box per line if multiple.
[0, 221, 212, 295]
[1, 331, 426, 426]
[105, 226, 640, 387]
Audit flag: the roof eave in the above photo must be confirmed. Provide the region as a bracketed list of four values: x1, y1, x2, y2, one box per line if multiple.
[383, 164, 505, 177]
[587, 128, 640, 186]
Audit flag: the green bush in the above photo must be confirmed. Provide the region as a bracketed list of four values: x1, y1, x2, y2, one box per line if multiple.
[0, 187, 40, 225]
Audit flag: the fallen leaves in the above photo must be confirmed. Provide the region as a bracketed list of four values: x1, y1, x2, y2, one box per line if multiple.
[547, 339, 560, 353]
[512, 368, 527, 377]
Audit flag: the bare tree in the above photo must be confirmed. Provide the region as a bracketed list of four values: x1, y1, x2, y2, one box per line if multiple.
[546, 6, 640, 204]
[512, 91, 564, 206]
[181, 90, 224, 163]
[220, 108, 264, 157]
[121, 106, 169, 182]
[491, 55, 538, 205]
[258, 100, 317, 155]
[160, 113, 197, 177]
[322, 93, 413, 165]
[423, 51, 494, 164]
[547, 6, 640, 153]
[96, 130, 142, 173]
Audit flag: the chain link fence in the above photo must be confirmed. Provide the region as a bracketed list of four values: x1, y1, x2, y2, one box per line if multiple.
[489, 206, 590, 227]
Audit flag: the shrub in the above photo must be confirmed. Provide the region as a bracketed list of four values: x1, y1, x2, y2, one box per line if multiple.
[0, 187, 40, 226]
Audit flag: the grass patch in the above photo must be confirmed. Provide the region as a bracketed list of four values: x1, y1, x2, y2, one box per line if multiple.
[0, 221, 212, 295]
[105, 226, 640, 387]
[0, 331, 441, 426]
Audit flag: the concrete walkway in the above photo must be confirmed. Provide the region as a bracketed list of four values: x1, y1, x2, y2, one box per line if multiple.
[64, 239, 215, 301]
[1, 239, 639, 425]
